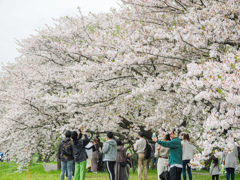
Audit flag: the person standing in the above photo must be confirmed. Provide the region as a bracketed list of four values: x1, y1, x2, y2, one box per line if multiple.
[85, 139, 99, 173]
[210, 157, 221, 180]
[155, 133, 170, 180]
[102, 131, 117, 180]
[71, 126, 90, 180]
[115, 139, 127, 180]
[221, 143, 238, 180]
[125, 153, 131, 180]
[182, 133, 196, 180]
[153, 128, 183, 180]
[58, 130, 74, 180]
[134, 131, 147, 180]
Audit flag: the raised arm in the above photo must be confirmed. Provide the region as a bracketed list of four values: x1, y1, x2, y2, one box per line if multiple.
[83, 134, 90, 147]
[156, 139, 179, 149]
[85, 145, 94, 150]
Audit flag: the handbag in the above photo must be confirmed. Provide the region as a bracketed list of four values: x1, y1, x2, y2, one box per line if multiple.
[120, 162, 127, 167]
[159, 166, 170, 180]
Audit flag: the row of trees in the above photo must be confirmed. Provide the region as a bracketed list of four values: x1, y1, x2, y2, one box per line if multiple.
[0, 0, 239, 168]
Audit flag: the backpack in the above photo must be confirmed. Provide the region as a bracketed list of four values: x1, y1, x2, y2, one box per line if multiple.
[144, 140, 151, 159]
[62, 141, 72, 157]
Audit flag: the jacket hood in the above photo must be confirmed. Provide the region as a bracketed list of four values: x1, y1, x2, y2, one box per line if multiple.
[106, 139, 117, 147]
[117, 146, 125, 151]
[63, 138, 71, 143]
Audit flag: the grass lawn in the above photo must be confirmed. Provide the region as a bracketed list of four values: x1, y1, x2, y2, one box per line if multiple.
[1, 162, 240, 180]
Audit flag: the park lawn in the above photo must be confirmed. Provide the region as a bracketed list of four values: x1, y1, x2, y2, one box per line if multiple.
[1, 162, 240, 180]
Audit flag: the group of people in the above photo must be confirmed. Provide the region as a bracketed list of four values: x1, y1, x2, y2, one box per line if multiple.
[58, 126, 238, 180]
[58, 127, 90, 180]
[134, 129, 196, 180]
[210, 144, 238, 180]
[150, 128, 196, 180]
[58, 127, 130, 180]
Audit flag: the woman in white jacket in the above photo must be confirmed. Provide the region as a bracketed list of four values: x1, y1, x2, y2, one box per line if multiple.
[182, 133, 196, 180]
[221, 144, 238, 180]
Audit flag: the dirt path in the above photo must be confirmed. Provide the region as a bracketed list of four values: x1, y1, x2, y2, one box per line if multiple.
[43, 164, 57, 171]
[192, 172, 224, 176]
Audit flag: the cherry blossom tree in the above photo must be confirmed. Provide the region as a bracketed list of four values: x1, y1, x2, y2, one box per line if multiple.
[0, 0, 239, 168]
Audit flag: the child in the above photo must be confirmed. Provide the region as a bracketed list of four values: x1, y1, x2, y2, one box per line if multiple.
[210, 157, 221, 180]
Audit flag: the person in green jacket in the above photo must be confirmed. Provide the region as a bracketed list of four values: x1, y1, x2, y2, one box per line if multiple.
[152, 128, 182, 180]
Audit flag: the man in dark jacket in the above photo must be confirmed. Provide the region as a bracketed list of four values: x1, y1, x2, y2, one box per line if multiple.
[58, 130, 74, 180]
[71, 126, 90, 180]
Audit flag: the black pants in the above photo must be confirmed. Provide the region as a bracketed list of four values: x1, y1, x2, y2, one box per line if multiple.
[212, 175, 219, 180]
[105, 161, 115, 180]
[170, 166, 182, 180]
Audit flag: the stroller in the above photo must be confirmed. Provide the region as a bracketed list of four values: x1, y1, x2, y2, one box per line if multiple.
[0, 152, 3, 162]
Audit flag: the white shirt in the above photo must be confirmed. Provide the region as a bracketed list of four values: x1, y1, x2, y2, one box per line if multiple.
[134, 138, 146, 153]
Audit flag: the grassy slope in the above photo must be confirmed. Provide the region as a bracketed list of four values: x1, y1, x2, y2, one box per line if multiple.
[1, 162, 239, 180]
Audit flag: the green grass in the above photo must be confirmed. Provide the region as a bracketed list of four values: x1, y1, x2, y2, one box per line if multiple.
[0, 162, 239, 180]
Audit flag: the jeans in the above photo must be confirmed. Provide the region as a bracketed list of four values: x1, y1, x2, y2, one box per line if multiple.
[226, 168, 235, 180]
[66, 161, 75, 177]
[182, 160, 192, 180]
[61, 160, 73, 180]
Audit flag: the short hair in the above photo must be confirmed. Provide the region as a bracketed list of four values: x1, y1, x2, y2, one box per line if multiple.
[139, 131, 144, 137]
[107, 131, 113, 139]
[65, 130, 72, 138]
[116, 139, 122, 146]
[71, 131, 78, 140]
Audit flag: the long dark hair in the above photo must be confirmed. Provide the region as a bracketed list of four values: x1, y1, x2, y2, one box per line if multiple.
[183, 133, 190, 141]
[213, 157, 219, 167]
[165, 133, 171, 141]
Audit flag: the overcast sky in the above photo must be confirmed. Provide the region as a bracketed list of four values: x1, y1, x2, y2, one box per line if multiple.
[0, 0, 119, 65]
